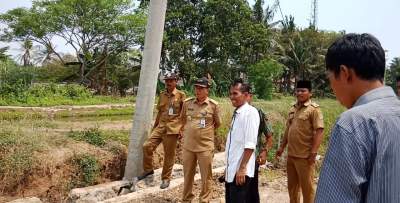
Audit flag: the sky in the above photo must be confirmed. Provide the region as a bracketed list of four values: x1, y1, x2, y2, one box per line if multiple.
[1, 0, 399, 64]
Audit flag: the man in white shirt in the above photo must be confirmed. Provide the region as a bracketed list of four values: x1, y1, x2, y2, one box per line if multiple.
[225, 80, 260, 202]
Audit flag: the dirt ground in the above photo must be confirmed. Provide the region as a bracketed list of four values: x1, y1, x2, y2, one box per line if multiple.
[142, 168, 290, 203]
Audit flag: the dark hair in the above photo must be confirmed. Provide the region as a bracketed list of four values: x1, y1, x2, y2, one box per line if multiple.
[326, 33, 385, 81]
[231, 78, 251, 93]
[396, 76, 400, 82]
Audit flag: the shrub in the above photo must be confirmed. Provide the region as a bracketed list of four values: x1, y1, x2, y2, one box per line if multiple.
[71, 154, 100, 186]
[0, 62, 35, 101]
[248, 58, 283, 100]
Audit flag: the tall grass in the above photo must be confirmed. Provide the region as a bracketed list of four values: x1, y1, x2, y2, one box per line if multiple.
[0, 124, 45, 192]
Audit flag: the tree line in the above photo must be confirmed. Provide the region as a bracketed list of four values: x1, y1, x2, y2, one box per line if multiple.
[1, 0, 399, 99]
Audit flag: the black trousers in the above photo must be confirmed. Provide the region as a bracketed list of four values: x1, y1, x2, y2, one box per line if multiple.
[246, 162, 260, 203]
[225, 176, 252, 203]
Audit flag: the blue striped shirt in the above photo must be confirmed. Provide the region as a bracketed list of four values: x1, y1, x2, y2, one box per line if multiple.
[316, 86, 400, 203]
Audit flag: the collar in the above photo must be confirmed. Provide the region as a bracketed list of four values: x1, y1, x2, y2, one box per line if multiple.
[353, 86, 397, 107]
[293, 99, 311, 108]
[235, 102, 249, 114]
[195, 97, 210, 105]
[165, 88, 178, 96]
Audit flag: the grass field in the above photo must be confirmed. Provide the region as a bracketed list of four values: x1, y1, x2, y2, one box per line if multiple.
[0, 95, 136, 107]
[0, 96, 345, 202]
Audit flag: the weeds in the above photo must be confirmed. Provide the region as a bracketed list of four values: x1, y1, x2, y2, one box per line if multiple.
[68, 127, 106, 147]
[0, 127, 40, 192]
[70, 154, 100, 187]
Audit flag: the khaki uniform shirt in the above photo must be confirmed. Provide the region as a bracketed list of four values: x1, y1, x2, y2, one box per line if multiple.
[284, 100, 324, 158]
[156, 88, 186, 135]
[181, 97, 221, 152]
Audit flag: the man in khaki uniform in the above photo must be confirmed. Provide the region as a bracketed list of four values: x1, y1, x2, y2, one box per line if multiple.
[180, 77, 221, 203]
[138, 73, 186, 189]
[276, 80, 324, 203]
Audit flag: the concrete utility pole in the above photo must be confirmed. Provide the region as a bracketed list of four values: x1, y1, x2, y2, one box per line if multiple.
[124, 0, 168, 180]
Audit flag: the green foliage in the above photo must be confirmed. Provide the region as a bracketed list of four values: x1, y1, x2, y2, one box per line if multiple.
[385, 57, 400, 90]
[101, 130, 130, 146]
[71, 154, 100, 186]
[0, 110, 44, 121]
[0, 0, 347, 97]
[0, 0, 146, 93]
[0, 47, 11, 62]
[276, 25, 341, 95]
[0, 61, 35, 98]
[68, 127, 131, 146]
[0, 63, 136, 105]
[159, 0, 274, 95]
[35, 63, 77, 83]
[249, 58, 283, 100]
[56, 107, 134, 118]
[252, 0, 264, 23]
[68, 127, 106, 147]
[0, 83, 94, 105]
[107, 50, 141, 96]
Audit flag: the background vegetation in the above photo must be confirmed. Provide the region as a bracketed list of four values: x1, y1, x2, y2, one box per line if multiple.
[0, 0, 398, 202]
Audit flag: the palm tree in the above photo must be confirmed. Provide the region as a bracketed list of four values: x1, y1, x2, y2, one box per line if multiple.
[17, 39, 35, 66]
[34, 42, 59, 65]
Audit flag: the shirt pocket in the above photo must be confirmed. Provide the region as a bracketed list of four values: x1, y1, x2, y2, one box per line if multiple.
[186, 110, 195, 121]
[172, 99, 182, 114]
[296, 112, 311, 129]
[204, 109, 214, 124]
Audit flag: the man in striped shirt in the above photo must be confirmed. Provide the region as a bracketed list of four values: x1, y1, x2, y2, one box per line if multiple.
[316, 33, 400, 203]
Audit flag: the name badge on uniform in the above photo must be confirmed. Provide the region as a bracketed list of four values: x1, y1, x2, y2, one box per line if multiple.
[199, 118, 206, 128]
[168, 107, 174, 115]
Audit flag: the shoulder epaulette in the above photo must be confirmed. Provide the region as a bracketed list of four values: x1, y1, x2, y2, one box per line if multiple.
[184, 97, 195, 102]
[209, 98, 219, 105]
[311, 102, 320, 108]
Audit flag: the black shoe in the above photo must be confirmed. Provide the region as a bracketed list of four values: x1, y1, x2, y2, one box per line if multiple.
[137, 170, 154, 180]
[218, 175, 225, 183]
[160, 180, 170, 189]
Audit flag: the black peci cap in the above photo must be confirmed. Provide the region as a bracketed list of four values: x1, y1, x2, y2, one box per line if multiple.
[296, 80, 312, 91]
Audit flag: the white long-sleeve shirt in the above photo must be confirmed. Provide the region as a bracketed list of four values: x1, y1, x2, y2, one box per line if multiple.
[225, 102, 260, 183]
